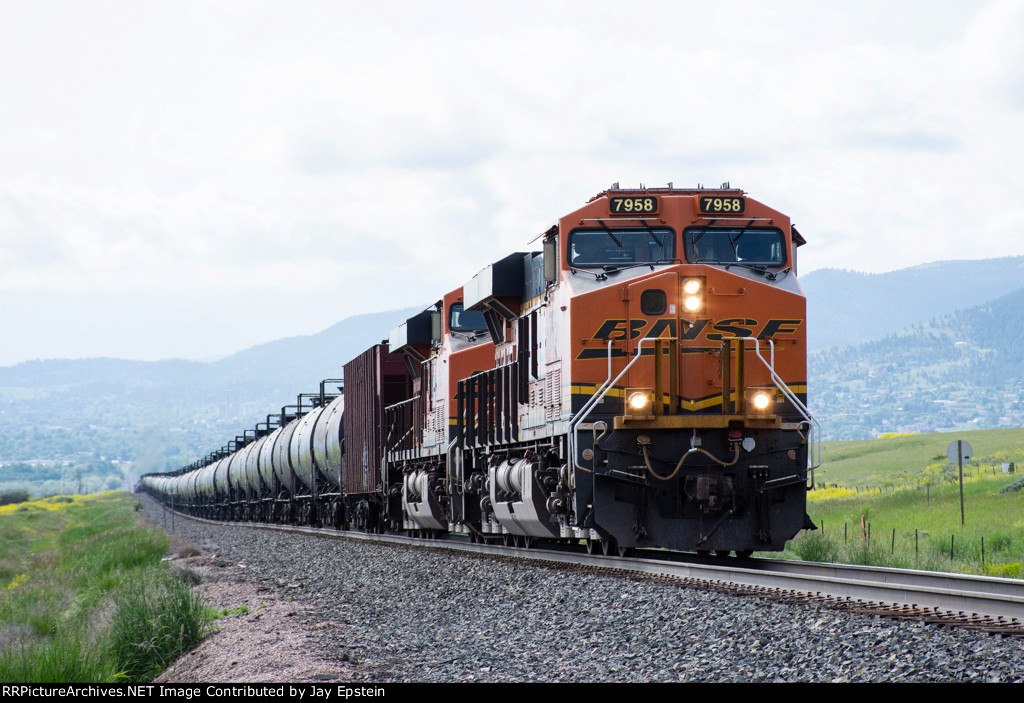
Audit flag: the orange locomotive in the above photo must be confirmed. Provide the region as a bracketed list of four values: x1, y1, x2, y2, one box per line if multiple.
[388, 184, 819, 555]
[140, 184, 818, 556]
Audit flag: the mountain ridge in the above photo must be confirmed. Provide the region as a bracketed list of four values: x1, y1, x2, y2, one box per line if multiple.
[802, 254, 1024, 351]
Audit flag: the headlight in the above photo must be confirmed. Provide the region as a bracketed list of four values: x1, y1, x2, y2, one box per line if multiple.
[625, 389, 653, 416]
[746, 388, 774, 413]
[628, 391, 650, 411]
[682, 278, 703, 312]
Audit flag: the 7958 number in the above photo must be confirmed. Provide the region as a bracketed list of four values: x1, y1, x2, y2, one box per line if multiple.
[609, 196, 658, 214]
[699, 196, 745, 214]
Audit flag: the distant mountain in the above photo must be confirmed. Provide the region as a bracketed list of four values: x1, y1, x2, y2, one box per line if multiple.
[0, 307, 421, 474]
[802, 256, 1024, 352]
[203, 307, 423, 397]
[810, 287, 1024, 440]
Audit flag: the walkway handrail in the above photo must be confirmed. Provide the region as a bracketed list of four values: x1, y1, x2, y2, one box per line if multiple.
[741, 336, 821, 471]
[568, 337, 658, 472]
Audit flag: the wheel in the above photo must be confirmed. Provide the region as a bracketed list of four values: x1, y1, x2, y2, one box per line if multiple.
[617, 545, 634, 558]
[601, 538, 617, 556]
[585, 539, 599, 555]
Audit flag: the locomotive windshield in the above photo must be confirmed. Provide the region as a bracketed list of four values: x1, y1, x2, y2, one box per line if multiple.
[683, 227, 786, 266]
[449, 302, 486, 332]
[568, 227, 675, 267]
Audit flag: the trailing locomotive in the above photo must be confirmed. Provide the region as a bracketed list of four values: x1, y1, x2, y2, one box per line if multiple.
[139, 184, 819, 556]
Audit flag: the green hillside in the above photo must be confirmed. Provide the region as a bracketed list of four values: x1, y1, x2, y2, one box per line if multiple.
[811, 287, 1024, 440]
[814, 427, 1024, 488]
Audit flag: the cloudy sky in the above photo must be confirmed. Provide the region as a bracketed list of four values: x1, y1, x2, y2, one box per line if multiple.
[1, 0, 1022, 367]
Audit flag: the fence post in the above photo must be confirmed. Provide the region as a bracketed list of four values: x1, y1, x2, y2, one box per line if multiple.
[891, 528, 895, 555]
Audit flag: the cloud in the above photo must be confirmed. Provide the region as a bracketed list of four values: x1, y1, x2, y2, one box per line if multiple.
[954, 0, 1024, 109]
[841, 131, 961, 153]
[0, 1, 1022, 365]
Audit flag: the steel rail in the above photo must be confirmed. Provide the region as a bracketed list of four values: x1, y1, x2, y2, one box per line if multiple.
[150, 500, 1024, 630]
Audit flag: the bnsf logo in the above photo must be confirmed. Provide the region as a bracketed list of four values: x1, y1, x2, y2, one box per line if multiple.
[589, 318, 802, 342]
[576, 318, 803, 359]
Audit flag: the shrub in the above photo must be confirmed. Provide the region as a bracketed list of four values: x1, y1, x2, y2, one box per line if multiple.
[998, 476, 1024, 494]
[107, 566, 210, 682]
[793, 531, 840, 563]
[0, 491, 30, 507]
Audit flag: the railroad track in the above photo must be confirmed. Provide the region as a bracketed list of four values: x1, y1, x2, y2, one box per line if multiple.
[158, 506, 1024, 636]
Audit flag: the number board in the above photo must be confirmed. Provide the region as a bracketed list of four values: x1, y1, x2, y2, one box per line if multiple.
[699, 196, 745, 214]
[609, 196, 658, 215]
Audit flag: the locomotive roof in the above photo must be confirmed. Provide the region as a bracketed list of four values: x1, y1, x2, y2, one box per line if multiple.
[588, 184, 746, 202]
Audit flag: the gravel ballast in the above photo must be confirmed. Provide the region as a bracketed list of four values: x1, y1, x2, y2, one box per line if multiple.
[142, 500, 1024, 683]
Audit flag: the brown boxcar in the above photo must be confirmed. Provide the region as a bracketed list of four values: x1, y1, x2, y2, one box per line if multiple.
[342, 342, 412, 497]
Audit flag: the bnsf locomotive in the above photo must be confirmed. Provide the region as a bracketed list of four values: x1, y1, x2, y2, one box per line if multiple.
[140, 185, 819, 556]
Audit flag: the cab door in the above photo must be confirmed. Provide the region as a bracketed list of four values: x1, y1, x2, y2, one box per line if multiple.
[625, 271, 680, 399]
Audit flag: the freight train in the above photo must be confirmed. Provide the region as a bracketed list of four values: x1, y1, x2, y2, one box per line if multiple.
[139, 184, 819, 556]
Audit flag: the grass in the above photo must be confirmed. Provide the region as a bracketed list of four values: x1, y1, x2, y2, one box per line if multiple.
[209, 604, 249, 619]
[776, 428, 1024, 577]
[813, 427, 1024, 489]
[0, 492, 210, 682]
